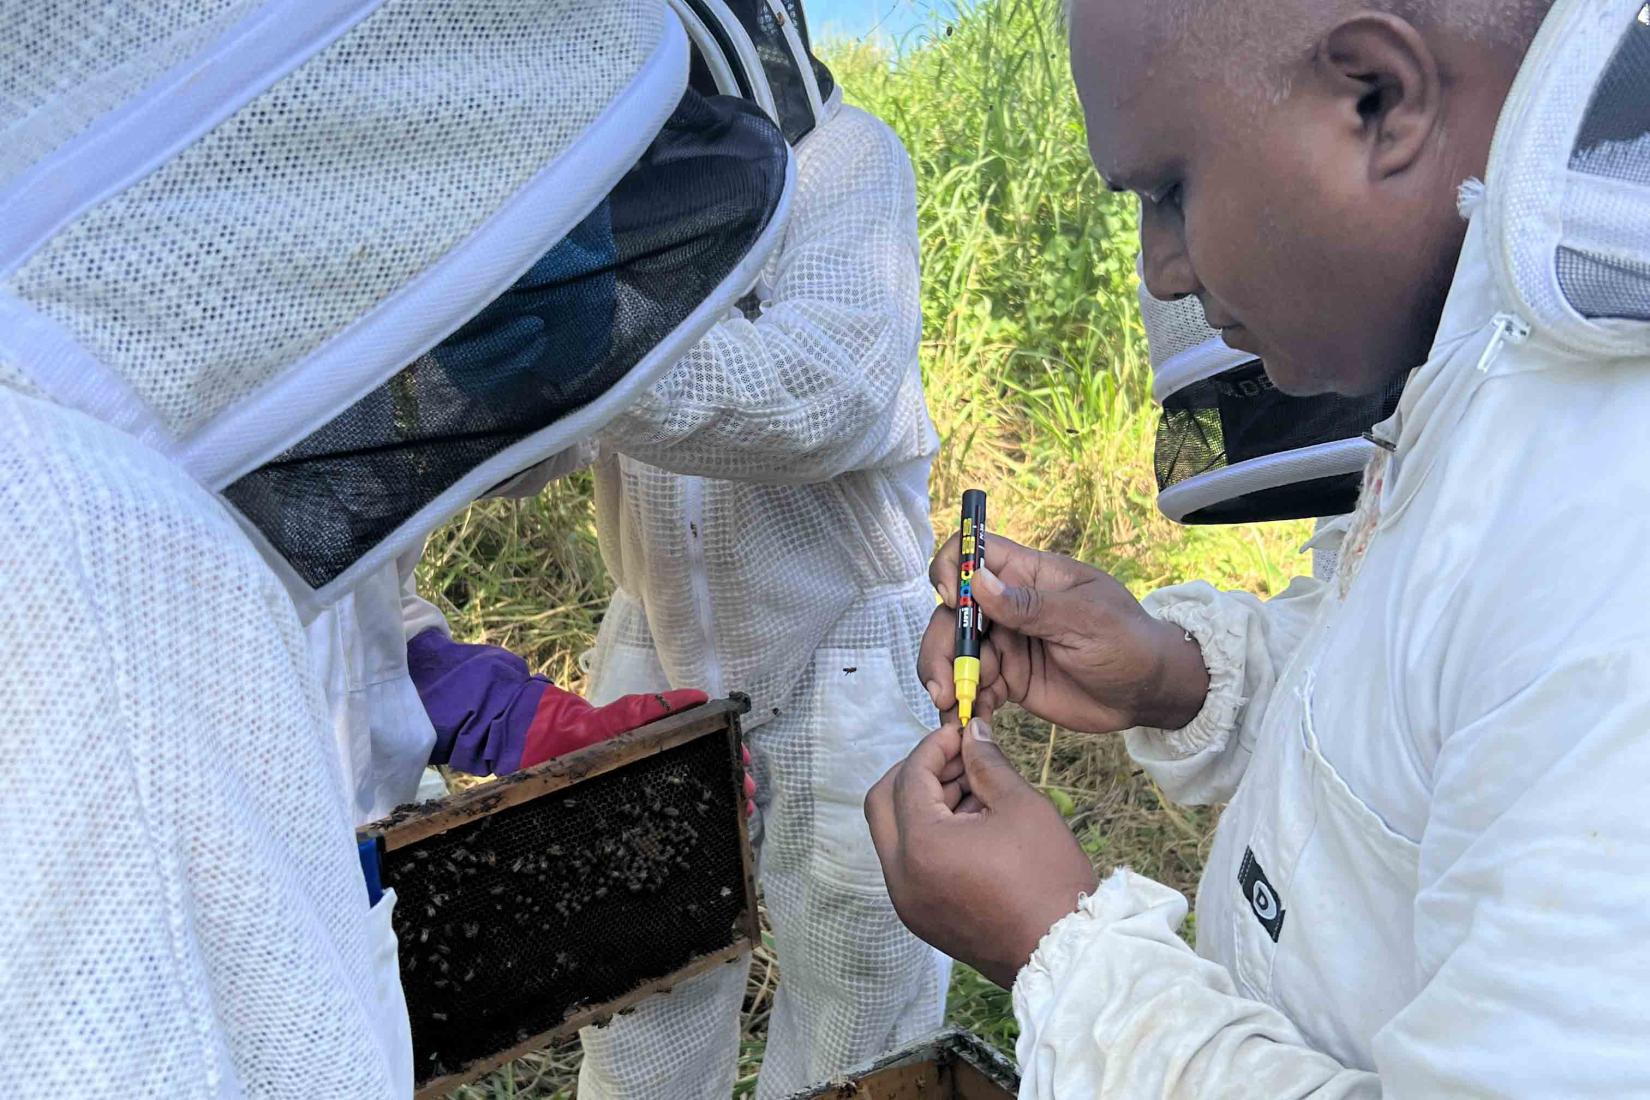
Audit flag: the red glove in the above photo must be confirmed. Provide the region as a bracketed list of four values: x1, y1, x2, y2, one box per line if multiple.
[520, 685, 708, 768]
[520, 685, 758, 818]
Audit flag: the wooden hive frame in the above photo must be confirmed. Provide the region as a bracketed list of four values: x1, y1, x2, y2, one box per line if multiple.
[360, 696, 760, 1098]
[785, 1030, 1020, 1100]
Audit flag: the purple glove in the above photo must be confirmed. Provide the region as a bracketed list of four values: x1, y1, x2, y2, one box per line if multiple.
[406, 629, 720, 780]
[407, 628, 548, 775]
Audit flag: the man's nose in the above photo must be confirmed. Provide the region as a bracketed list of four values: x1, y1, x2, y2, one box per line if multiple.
[1139, 215, 1199, 303]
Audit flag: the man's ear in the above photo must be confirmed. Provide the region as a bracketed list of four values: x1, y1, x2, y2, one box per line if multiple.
[1315, 13, 1442, 182]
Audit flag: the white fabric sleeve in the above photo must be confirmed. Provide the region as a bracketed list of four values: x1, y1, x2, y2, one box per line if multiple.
[1014, 635, 1650, 1098]
[397, 536, 449, 641]
[1012, 870, 1379, 1099]
[595, 106, 931, 484]
[1017, 473, 1650, 1100]
[481, 441, 596, 500]
[1123, 573, 1329, 806]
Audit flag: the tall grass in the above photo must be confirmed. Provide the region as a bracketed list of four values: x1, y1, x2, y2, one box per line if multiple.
[428, 0, 1313, 1092]
[829, 0, 1308, 592]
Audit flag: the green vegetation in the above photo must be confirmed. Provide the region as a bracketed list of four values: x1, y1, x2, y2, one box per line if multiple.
[427, 1, 1310, 1094]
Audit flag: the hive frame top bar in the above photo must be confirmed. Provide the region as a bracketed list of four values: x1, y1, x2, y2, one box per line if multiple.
[783, 1028, 1021, 1099]
[362, 695, 752, 852]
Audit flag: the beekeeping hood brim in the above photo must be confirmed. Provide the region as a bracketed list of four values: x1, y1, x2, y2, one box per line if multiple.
[668, 0, 840, 142]
[1371, 0, 1650, 523]
[0, 0, 793, 620]
[1137, 259, 1397, 525]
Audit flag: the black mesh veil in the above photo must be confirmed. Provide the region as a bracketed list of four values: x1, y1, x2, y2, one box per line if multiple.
[225, 92, 790, 590]
[1155, 362, 1404, 524]
[681, 0, 835, 144]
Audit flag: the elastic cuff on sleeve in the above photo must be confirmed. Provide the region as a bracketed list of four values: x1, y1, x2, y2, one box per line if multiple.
[1132, 600, 1248, 758]
[1012, 869, 1185, 1005]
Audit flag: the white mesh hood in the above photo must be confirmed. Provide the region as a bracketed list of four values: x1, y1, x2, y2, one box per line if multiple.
[0, 1, 797, 617]
[667, 0, 839, 142]
[1485, 0, 1650, 359]
[0, 0, 683, 447]
[1359, 0, 1650, 530]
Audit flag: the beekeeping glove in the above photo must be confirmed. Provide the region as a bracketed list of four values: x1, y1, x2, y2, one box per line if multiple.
[520, 684, 709, 769]
[407, 628, 706, 774]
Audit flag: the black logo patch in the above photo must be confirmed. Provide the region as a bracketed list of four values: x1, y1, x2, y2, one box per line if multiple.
[1238, 847, 1285, 942]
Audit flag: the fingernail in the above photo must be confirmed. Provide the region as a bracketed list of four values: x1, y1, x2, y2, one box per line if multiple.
[746, 799, 757, 817]
[968, 718, 993, 743]
[974, 565, 1003, 597]
[925, 680, 943, 706]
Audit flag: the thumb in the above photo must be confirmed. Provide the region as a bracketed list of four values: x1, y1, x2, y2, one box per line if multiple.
[959, 718, 1031, 806]
[970, 565, 1052, 637]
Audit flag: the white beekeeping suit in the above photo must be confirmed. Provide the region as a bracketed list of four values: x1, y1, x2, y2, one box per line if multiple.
[0, 1, 795, 1093]
[1014, 2, 1650, 1094]
[577, 3, 950, 1097]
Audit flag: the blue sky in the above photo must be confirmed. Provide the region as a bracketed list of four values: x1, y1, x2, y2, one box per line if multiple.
[806, 0, 957, 50]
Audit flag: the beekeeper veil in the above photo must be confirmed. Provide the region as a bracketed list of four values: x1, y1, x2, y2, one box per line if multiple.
[1141, 271, 1404, 524]
[666, 0, 840, 141]
[0, 0, 793, 620]
[1483, 0, 1650, 341]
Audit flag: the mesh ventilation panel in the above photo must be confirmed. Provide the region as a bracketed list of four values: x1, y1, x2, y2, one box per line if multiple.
[1570, 9, 1650, 180]
[1139, 286, 1232, 395]
[223, 91, 789, 590]
[751, 0, 815, 143]
[1142, 281, 1405, 525]
[810, 57, 837, 113]
[1560, 10, 1650, 320]
[0, 0, 258, 186]
[371, 705, 754, 1089]
[789, 0, 837, 118]
[7, 0, 664, 436]
[0, 0, 238, 130]
[683, 0, 757, 99]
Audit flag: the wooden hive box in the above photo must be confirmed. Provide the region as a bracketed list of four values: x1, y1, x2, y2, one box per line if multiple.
[786, 1031, 1020, 1100]
[359, 696, 758, 1097]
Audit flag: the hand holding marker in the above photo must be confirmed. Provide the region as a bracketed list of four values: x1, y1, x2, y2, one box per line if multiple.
[954, 490, 987, 725]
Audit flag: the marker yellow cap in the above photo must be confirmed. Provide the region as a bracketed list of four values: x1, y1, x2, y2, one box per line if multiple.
[954, 655, 980, 726]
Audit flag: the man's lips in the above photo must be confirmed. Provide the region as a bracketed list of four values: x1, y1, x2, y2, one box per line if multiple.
[1197, 300, 1259, 355]
[1215, 322, 1258, 355]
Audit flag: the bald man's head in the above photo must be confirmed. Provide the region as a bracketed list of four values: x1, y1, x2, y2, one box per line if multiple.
[1069, 0, 1549, 394]
[1160, 0, 1552, 97]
